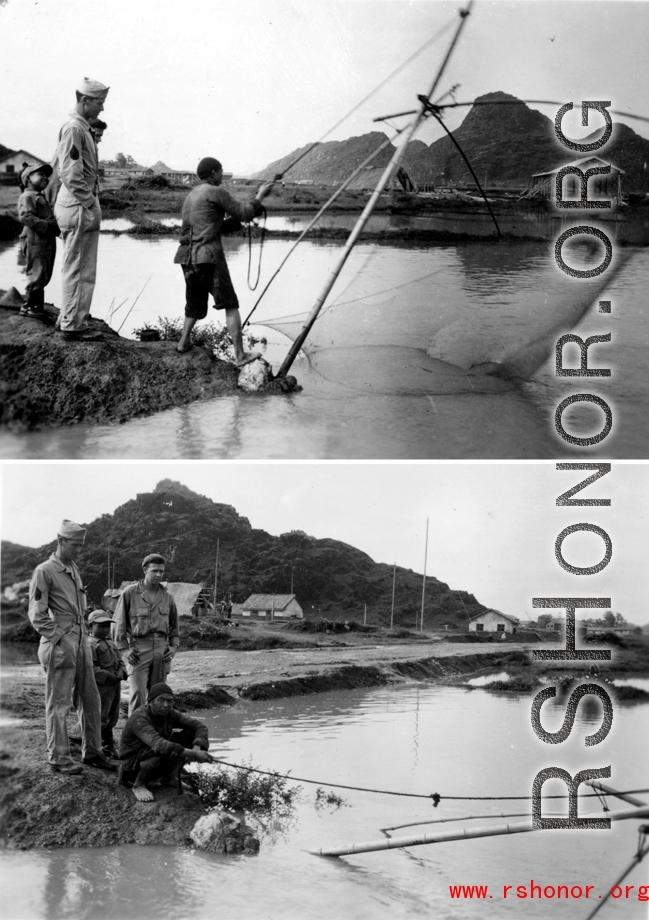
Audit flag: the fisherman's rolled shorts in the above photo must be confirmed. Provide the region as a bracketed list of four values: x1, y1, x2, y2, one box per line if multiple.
[181, 254, 239, 320]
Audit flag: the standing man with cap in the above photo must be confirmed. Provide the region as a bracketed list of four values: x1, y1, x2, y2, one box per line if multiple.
[28, 521, 116, 774]
[114, 554, 180, 715]
[54, 77, 109, 342]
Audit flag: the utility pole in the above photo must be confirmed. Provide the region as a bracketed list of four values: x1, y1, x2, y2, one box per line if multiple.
[107, 543, 111, 591]
[213, 539, 219, 611]
[421, 518, 429, 632]
[271, 593, 275, 623]
[390, 563, 396, 629]
[291, 566, 294, 594]
[364, 603, 367, 626]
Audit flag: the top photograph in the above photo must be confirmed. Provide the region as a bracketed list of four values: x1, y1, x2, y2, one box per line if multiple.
[0, 0, 647, 460]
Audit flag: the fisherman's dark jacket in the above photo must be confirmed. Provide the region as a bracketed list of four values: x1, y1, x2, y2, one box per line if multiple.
[90, 636, 127, 685]
[119, 704, 209, 762]
[174, 184, 264, 264]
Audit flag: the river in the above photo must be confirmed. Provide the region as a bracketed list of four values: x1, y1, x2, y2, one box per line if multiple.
[1, 215, 647, 459]
[0, 681, 647, 920]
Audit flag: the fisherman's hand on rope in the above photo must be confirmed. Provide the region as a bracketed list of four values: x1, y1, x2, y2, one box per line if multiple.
[256, 180, 275, 202]
[189, 747, 215, 765]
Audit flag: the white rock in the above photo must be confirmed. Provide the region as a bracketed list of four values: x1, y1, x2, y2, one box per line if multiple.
[237, 358, 272, 393]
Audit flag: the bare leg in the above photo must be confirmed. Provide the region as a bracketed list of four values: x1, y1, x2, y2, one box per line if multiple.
[226, 308, 261, 366]
[132, 756, 164, 802]
[177, 317, 197, 352]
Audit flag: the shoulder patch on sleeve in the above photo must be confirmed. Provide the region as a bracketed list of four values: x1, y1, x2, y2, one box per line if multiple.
[35, 586, 42, 601]
[70, 144, 79, 160]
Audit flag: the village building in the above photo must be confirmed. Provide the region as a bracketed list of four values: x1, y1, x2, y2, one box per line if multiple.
[0, 149, 47, 182]
[240, 594, 304, 619]
[468, 608, 520, 634]
[521, 155, 624, 202]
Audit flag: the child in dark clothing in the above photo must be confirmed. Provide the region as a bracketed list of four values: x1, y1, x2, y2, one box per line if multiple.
[17, 164, 60, 321]
[87, 610, 127, 757]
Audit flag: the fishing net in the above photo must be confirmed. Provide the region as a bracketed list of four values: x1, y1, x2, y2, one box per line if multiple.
[256, 237, 633, 394]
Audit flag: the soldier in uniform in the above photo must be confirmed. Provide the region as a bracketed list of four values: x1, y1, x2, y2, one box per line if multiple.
[28, 520, 116, 774]
[114, 554, 180, 715]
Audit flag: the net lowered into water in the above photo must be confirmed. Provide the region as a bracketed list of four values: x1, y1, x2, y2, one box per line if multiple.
[256, 237, 633, 395]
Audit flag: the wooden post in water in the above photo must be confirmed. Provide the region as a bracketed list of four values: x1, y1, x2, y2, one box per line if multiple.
[213, 540, 219, 612]
[420, 518, 429, 632]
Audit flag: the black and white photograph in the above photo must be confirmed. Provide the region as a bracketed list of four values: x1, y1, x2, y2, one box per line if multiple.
[1, 1, 648, 918]
[0, 0, 648, 459]
[1, 461, 648, 919]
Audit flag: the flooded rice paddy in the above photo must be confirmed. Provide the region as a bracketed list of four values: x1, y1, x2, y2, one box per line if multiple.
[1, 215, 648, 459]
[1, 682, 647, 920]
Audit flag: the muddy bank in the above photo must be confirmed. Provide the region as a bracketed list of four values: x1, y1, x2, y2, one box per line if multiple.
[0, 301, 240, 430]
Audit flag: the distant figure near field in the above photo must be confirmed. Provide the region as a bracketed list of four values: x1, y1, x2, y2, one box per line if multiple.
[173, 156, 274, 360]
[54, 77, 109, 342]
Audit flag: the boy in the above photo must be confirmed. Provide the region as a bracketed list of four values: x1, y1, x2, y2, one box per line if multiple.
[87, 609, 127, 757]
[17, 164, 60, 321]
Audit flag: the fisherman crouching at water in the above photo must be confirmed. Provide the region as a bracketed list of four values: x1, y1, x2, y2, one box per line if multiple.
[17, 164, 60, 322]
[118, 683, 213, 802]
[173, 156, 274, 361]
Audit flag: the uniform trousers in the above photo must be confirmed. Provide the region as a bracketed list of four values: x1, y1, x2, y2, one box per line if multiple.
[55, 199, 101, 331]
[37, 624, 102, 765]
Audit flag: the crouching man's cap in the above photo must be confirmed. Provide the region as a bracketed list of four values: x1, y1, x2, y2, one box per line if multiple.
[58, 520, 87, 540]
[148, 683, 174, 702]
[77, 77, 110, 100]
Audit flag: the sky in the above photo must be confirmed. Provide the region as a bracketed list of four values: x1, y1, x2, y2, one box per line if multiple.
[1, 0, 648, 175]
[2, 461, 647, 626]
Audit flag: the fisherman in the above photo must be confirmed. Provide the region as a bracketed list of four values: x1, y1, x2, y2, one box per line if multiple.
[28, 520, 116, 774]
[17, 164, 60, 322]
[86, 609, 127, 757]
[173, 156, 274, 359]
[118, 682, 213, 802]
[114, 554, 180, 715]
[54, 77, 109, 342]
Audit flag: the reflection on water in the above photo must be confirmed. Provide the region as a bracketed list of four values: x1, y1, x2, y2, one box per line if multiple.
[0, 230, 647, 459]
[1, 684, 647, 920]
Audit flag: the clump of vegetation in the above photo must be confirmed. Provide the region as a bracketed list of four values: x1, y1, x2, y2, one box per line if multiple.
[187, 760, 301, 820]
[314, 787, 348, 810]
[480, 676, 539, 692]
[133, 316, 266, 361]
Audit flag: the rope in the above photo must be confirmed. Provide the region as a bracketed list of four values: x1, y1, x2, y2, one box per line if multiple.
[246, 207, 267, 291]
[205, 756, 649, 804]
[274, 19, 456, 180]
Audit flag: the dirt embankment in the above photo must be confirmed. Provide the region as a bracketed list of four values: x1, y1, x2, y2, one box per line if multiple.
[0, 303, 241, 431]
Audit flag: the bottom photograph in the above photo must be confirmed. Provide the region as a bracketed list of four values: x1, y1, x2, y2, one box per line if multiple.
[1, 462, 647, 920]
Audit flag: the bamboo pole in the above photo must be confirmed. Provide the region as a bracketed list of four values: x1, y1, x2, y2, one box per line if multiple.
[583, 841, 649, 920]
[213, 540, 219, 611]
[420, 518, 429, 632]
[586, 780, 647, 808]
[276, 2, 474, 378]
[310, 806, 649, 858]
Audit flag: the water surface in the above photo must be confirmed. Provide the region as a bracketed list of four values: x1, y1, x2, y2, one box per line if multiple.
[1, 684, 646, 920]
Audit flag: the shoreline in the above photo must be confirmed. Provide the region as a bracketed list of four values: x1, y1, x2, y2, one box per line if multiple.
[1, 639, 647, 850]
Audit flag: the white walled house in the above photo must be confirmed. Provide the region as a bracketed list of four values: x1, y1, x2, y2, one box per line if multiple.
[241, 594, 304, 619]
[468, 609, 520, 634]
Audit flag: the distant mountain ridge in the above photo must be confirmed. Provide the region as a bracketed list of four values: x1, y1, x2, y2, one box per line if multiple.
[1, 480, 486, 628]
[253, 92, 649, 192]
